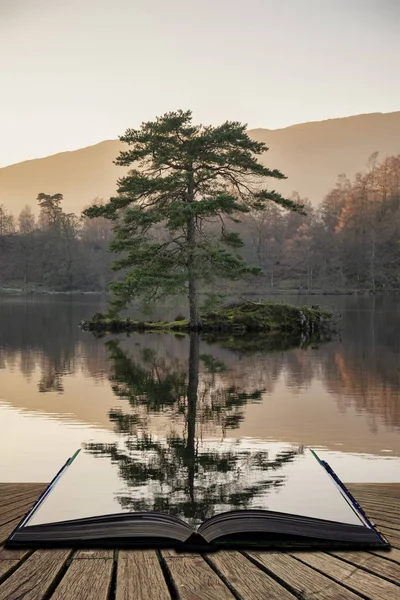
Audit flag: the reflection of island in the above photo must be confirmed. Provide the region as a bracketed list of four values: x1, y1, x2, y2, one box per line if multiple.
[85, 332, 300, 525]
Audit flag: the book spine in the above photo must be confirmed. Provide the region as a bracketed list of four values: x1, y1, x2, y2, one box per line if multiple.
[320, 458, 389, 546]
[7, 449, 81, 541]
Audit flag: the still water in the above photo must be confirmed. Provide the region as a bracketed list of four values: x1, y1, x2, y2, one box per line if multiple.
[0, 295, 399, 484]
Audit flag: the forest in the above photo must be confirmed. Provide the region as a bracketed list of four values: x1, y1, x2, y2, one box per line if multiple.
[0, 152, 399, 294]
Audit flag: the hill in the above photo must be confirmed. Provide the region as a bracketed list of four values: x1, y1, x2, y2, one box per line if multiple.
[1, 111, 400, 216]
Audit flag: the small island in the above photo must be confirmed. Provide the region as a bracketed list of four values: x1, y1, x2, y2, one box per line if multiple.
[80, 300, 335, 336]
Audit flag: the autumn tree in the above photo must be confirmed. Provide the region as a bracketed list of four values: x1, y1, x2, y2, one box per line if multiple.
[242, 203, 284, 288]
[84, 110, 304, 328]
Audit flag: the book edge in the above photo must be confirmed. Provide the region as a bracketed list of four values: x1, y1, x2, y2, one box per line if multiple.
[7, 449, 81, 542]
[311, 449, 390, 547]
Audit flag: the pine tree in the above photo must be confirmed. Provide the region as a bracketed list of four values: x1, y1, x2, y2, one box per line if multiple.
[37, 193, 63, 229]
[84, 110, 305, 328]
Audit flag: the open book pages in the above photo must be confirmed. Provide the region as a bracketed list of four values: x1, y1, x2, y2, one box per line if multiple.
[25, 439, 367, 530]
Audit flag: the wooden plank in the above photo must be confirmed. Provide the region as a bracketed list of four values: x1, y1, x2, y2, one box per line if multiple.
[347, 483, 400, 495]
[371, 517, 400, 532]
[0, 486, 43, 500]
[349, 495, 400, 513]
[0, 560, 21, 584]
[354, 505, 400, 523]
[0, 493, 38, 513]
[351, 488, 400, 500]
[0, 548, 31, 584]
[378, 530, 400, 550]
[0, 484, 45, 497]
[353, 493, 400, 509]
[74, 550, 114, 559]
[330, 550, 400, 585]
[358, 502, 400, 521]
[0, 484, 46, 494]
[51, 550, 114, 600]
[378, 526, 400, 543]
[162, 550, 234, 600]
[294, 551, 400, 599]
[0, 517, 25, 545]
[369, 517, 400, 534]
[349, 492, 400, 502]
[358, 513, 400, 531]
[207, 551, 296, 599]
[0, 498, 38, 527]
[350, 487, 400, 498]
[348, 482, 400, 491]
[0, 547, 30, 561]
[0, 549, 71, 600]
[358, 506, 400, 526]
[0, 488, 45, 510]
[116, 550, 171, 600]
[248, 551, 361, 599]
[349, 487, 400, 498]
[355, 492, 400, 506]
[371, 547, 400, 564]
[347, 496, 400, 531]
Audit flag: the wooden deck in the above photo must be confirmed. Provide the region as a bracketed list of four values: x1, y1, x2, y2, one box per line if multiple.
[0, 483, 399, 599]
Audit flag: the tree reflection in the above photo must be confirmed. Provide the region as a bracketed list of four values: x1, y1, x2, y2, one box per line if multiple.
[3, 297, 400, 434]
[84, 332, 300, 525]
[102, 336, 265, 435]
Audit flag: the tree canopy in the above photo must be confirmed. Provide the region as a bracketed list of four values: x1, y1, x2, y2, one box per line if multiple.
[83, 110, 305, 327]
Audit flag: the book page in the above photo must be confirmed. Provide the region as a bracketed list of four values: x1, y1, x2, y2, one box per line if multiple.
[26, 440, 365, 529]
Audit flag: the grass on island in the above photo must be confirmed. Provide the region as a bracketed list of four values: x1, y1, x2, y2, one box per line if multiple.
[80, 300, 335, 336]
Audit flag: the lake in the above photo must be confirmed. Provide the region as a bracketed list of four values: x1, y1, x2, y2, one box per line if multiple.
[1, 294, 399, 485]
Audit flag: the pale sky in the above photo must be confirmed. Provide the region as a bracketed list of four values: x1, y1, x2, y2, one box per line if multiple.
[0, 0, 399, 167]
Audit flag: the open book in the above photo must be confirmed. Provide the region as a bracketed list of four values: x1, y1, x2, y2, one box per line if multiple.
[7, 443, 389, 550]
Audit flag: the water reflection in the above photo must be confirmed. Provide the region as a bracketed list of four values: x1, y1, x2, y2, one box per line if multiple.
[0, 296, 400, 478]
[84, 332, 300, 524]
[104, 338, 265, 435]
[85, 438, 300, 526]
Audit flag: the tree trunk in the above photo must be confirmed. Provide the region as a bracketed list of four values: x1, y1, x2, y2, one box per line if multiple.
[185, 331, 200, 503]
[187, 170, 202, 329]
[188, 276, 202, 329]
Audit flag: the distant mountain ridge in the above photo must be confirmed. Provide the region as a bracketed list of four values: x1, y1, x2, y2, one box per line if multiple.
[1, 111, 400, 216]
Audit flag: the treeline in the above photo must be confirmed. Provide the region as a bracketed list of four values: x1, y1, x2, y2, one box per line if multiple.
[0, 153, 399, 292]
[0, 194, 113, 291]
[240, 152, 400, 291]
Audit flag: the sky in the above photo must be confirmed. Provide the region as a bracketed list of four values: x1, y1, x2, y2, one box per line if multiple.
[0, 0, 399, 167]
